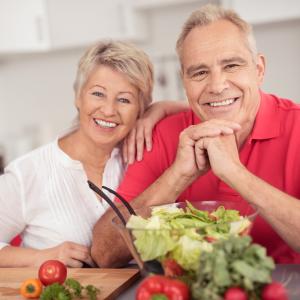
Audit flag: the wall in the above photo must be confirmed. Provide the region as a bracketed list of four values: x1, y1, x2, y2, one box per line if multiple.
[0, 2, 300, 164]
[0, 49, 82, 162]
[254, 19, 300, 101]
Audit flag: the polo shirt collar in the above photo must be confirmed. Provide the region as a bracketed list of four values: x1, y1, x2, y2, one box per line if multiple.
[249, 90, 281, 142]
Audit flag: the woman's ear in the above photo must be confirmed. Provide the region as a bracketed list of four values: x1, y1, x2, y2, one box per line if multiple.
[75, 97, 80, 111]
[256, 53, 266, 86]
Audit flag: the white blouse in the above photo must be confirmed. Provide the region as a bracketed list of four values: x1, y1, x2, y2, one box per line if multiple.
[0, 134, 125, 250]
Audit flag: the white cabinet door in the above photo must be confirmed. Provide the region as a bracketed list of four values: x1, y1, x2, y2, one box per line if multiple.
[46, 0, 134, 49]
[0, 0, 50, 53]
[0, 0, 140, 54]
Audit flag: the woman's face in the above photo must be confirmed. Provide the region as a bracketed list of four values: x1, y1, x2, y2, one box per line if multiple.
[76, 65, 140, 148]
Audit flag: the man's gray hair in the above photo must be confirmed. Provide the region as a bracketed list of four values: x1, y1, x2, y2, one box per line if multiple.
[176, 4, 257, 64]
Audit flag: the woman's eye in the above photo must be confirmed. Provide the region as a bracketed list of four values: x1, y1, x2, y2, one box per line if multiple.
[118, 98, 130, 104]
[92, 91, 104, 97]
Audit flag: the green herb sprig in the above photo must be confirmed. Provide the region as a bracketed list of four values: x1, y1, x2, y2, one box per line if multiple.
[192, 236, 275, 300]
[40, 278, 100, 300]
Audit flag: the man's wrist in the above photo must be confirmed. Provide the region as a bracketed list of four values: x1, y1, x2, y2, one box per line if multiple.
[167, 164, 198, 190]
[219, 163, 249, 190]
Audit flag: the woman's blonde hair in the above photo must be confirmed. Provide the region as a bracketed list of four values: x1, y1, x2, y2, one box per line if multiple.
[176, 4, 257, 66]
[73, 40, 153, 116]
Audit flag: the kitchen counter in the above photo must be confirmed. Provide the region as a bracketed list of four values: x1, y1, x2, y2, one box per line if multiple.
[0, 268, 140, 299]
[0, 265, 299, 299]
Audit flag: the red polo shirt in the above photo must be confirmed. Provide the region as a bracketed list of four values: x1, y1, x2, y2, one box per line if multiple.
[118, 91, 300, 263]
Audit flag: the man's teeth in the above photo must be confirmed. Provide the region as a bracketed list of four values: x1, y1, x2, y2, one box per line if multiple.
[208, 98, 235, 107]
[95, 119, 117, 128]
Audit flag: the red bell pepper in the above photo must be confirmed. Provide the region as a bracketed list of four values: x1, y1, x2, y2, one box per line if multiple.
[136, 275, 190, 300]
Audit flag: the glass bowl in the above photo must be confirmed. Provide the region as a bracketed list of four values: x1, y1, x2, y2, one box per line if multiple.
[112, 200, 257, 274]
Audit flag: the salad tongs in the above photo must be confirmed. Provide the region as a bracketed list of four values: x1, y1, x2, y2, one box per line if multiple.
[88, 180, 164, 275]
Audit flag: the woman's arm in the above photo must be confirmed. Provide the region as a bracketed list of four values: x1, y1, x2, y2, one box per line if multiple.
[123, 100, 189, 164]
[0, 242, 94, 267]
[0, 167, 94, 267]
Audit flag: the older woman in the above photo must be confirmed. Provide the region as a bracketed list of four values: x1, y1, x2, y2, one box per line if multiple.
[0, 41, 187, 267]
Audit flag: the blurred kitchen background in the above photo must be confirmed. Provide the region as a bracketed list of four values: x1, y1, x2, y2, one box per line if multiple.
[0, 0, 300, 170]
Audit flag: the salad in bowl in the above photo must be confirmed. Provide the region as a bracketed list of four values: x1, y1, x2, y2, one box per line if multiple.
[112, 200, 257, 273]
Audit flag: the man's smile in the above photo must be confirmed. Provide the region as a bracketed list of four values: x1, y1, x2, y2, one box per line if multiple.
[203, 97, 239, 107]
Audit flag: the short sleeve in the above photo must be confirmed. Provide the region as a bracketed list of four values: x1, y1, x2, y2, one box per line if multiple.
[117, 123, 176, 202]
[0, 164, 26, 249]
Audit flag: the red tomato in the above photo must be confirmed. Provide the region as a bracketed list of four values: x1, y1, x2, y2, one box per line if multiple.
[224, 287, 248, 300]
[162, 258, 184, 277]
[262, 282, 288, 300]
[38, 260, 67, 286]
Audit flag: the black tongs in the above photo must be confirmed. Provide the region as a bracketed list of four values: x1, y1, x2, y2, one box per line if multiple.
[88, 180, 164, 275]
[88, 180, 136, 225]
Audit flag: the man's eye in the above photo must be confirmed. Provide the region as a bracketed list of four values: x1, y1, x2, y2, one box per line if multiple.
[192, 70, 207, 79]
[118, 98, 130, 104]
[225, 64, 239, 70]
[92, 91, 104, 97]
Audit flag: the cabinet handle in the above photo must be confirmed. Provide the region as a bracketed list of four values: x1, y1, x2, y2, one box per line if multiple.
[35, 15, 44, 43]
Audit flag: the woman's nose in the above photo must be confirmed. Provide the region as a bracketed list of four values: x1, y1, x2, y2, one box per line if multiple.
[207, 71, 229, 94]
[100, 100, 117, 116]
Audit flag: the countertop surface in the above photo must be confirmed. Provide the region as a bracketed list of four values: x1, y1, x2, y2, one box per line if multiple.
[0, 267, 140, 299]
[0, 265, 299, 299]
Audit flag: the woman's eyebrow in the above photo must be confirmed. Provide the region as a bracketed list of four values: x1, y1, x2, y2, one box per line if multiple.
[91, 84, 106, 90]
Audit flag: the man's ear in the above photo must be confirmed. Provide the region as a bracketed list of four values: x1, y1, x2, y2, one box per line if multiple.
[256, 53, 266, 86]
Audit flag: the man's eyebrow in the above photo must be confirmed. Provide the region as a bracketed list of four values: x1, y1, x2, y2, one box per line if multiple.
[185, 64, 207, 76]
[221, 57, 247, 64]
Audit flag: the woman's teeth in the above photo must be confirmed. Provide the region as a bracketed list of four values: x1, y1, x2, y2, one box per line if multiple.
[95, 119, 117, 128]
[208, 98, 236, 107]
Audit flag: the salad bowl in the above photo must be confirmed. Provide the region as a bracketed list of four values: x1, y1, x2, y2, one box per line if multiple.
[112, 200, 257, 275]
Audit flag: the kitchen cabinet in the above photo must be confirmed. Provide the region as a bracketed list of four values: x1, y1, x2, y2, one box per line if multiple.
[0, 0, 141, 54]
[0, 0, 49, 53]
[221, 0, 300, 24]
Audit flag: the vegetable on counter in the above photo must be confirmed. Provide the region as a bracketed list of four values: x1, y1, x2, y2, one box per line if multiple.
[191, 236, 276, 300]
[261, 282, 288, 300]
[136, 275, 190, 300]
[39, 278, 100, 300]
[224, 287, 248, 300]
[19, 259, 100, 300]
[20, 278, 43, 299]
[38, 260, 67, 286]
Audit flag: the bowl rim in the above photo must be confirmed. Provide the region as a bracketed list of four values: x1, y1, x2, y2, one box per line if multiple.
[112, 200, 257, 231]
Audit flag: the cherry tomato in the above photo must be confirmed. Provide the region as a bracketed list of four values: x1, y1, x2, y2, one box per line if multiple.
[38, 260, 67, 286]
[224, 287, 248, 300]
[20, 278, 43, 299]
[262, 282, 288, 300]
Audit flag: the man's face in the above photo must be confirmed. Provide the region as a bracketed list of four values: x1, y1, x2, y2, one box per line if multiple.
[182, 20, 265, 129]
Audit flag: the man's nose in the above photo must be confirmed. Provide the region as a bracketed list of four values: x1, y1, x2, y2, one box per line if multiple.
[207, 71, 229, 94]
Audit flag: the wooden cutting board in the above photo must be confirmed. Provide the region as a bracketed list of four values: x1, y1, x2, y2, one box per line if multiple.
[0, 268, 140, 299]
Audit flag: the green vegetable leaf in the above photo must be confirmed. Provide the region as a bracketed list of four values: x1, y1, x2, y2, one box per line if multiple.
[64, 278, 82, 297]
[40, 283, 71, 300]
[85, 285, 100, 300]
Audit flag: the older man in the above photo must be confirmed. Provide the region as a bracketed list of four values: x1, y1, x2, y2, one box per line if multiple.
[92, 4, 300, 267]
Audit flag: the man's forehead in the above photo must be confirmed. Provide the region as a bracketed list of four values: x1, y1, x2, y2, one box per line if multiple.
[182, 20, 248, 55]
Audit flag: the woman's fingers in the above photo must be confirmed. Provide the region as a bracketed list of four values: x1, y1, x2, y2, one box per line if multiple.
[123, 127, 136, 164]
[122, 137, 128, 164]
